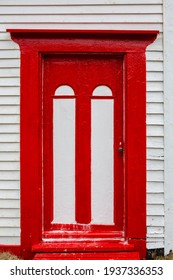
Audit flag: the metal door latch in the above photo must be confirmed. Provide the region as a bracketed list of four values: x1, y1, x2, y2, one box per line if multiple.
[118, 147, 124, 153]
[118, 141, 124, 153]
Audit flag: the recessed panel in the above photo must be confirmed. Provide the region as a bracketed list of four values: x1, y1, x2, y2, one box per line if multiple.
[91, 99, 114, 224]
[53, 99, 75, 224]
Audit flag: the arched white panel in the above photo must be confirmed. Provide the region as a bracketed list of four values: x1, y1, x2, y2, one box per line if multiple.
[55, 85, 75, 96]
[92, 85, 112, 96]
[53, 87, 75, 224]
[91, 88, 114, 225]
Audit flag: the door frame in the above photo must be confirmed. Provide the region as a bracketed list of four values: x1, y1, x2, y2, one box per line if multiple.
[8, 29, 158, 259]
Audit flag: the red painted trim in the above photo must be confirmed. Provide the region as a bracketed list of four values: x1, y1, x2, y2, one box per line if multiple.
[114, 59, 124, 230]
[20, 50, 42, 259]
[8, 30, 159, 54]
[0, 245, 21, 257]
[129, 239, 146, 260]
[52, 95, 76, 99]
[90, 96, 115, 99]
[75, 95, 91, 224]
[34, 252, 140, 260]
[7, 29, 158, 259]
[7, 29, 159, 37]
[125, 52, 147, 239]
[43, 57, 54, 230]
[43, 230, 123, 239]
[48, 223, 122, 231]
[32, 241, 135, 252]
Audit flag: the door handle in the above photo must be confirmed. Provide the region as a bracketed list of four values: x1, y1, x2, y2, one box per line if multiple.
[118, 147, 124, 153]
[118, 141, 124, 153]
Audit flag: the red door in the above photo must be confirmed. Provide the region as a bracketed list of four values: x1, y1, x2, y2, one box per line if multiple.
[43, 54, 123, 240]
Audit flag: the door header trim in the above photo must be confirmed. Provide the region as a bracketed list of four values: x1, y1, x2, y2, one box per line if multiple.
[7, 29, 158, 53]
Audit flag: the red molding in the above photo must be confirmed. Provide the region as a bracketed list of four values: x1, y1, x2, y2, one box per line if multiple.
[34, 252, 140, 260]
[7, 29, 159, 53]
[0, 245, 21, 258]
[75, 90, 91, 224]
[7, 29, 158, 259]
[7, 29, 158, 34]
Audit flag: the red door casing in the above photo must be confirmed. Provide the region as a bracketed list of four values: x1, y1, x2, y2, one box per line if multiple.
[7, 29, 159, 259]
[43, 54, 124, 240]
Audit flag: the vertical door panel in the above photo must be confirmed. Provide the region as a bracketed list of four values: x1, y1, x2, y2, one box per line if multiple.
[91, 99, 114, 224]
[53, 99, 76, 224]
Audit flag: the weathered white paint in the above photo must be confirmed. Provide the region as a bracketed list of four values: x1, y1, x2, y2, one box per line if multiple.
[0, 0, 164, 247]
[93, 85, 112, 96]
[163, 0, 173, 255]
[91, 99, 114, 224]
[54, 86, 114, 225]
[55, 85, 75, 96]
[53, 98, 75, 224]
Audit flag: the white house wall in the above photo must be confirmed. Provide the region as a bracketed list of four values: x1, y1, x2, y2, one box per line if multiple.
[0, 0, 164, 249]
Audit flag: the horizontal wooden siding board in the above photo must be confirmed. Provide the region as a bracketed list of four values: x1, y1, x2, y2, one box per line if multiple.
[0, 0, 163, 6]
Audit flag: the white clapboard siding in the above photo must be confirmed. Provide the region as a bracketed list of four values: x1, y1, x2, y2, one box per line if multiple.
[0, 190, 19, 199]
[147, 148, 163, 159]
[0, 106, 20, 115]
[0, 181, 20, 190]
[147, 182, 164, 193]
[0, 125, 19, 133]
[0, 228, 20, 237]
[147, 92, 163, 103]
[0, 4, 163, 14]
[0, 200, 19, 208]
[0, 162, 19, 171]
[147, 159, 164, 171]
[0, 0, 163, 4]
[0, 0, 163, 248]
[0, 152, 19, 162]
[0, 218, 20, 227]
[0, 134, 19, 142]
[0, 115, 20, 123]
[147, 114, 163, 125]
[0, 88, 20, 96]
[0, 14, 163, 23]
[0, 23, 163, 32]
[0, 209, 20, 218]
[0, 143, 20, 152]
[147, 193, 164, 204]
[0, 237, 20, 244]
[0, 59, 20, 69]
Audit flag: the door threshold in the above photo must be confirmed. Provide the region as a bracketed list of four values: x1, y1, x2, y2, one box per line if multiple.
[42, 230, 124, 239]
[32, 239, 134, 253]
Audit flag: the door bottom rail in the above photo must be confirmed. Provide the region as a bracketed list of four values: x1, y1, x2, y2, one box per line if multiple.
[42, 230, 124, 239]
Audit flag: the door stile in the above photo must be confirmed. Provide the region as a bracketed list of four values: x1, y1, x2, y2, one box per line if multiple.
[113, 58, 124, 231]
[124, 52, 147, 244]
[42, 60, 54, 230]
[75, 94, 91, 224]
[20, 49, 43, 259]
